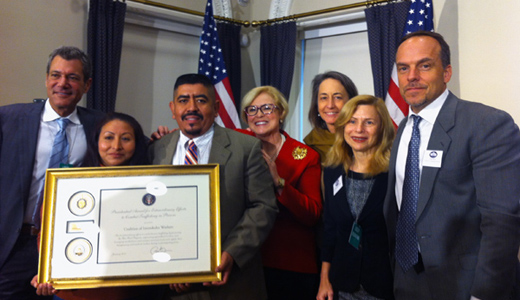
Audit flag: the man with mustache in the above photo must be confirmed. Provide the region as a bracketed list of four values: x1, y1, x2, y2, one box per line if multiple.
[0, 46, 104, 299]
[149, 73, 278, 300]
[384, 31, 520, 300]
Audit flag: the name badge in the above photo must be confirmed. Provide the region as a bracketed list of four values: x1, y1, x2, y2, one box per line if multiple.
[333, 175, 343, 196]
[423, 150, 443, 168]
[349, 222, 362, 250]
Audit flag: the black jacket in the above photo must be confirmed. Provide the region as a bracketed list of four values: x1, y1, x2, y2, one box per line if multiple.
[321, 166, 394, 300]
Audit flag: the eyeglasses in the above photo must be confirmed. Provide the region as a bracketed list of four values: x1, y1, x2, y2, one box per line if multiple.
[244, 104, 278, 116]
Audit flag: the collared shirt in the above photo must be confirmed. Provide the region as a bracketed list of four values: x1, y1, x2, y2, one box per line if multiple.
[172, 125, 215, 165]
[24, 100, 87, 223]
[395, 89, 449, 210]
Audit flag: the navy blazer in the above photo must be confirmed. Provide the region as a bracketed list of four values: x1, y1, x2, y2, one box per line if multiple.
[384, 92, 520, 300]
[0, 101, 104, 270]
[322, 166, 393, 300]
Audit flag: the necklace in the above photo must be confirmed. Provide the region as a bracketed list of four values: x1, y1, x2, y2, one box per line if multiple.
[269, 134, 285, 162]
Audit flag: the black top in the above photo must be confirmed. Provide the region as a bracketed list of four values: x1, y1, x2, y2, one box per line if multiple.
[322, 165, 394, 300]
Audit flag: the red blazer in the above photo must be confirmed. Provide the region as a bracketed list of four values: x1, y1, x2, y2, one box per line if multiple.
[237, 130, 323, 273]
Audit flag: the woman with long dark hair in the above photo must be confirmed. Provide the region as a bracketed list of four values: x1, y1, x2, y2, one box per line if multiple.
[33, 112, 152, 300]
[83, 112, 149, 167]
[304, 71, 358, 162]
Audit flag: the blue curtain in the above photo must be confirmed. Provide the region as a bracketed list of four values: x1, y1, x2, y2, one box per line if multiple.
[364, 2, 410, 98]
[260, 21, 297, 100]
[87, 0, 126, 113]
[217, 22, 242, 113]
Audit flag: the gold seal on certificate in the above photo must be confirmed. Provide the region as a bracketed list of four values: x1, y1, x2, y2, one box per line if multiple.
[68, 191, 95, 216]
[38, 165, 222, 290]
[65, 238, 93, 264]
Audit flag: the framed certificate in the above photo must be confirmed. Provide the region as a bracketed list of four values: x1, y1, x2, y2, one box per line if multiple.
[38, 164, 221, 290]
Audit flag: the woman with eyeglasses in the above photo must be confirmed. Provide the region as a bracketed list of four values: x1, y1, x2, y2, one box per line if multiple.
[237, 86, 322, 300]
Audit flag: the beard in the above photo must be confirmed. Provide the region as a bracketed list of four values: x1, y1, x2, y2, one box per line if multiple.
[181, 111, 204, 136]
[184, 127, 202, 136]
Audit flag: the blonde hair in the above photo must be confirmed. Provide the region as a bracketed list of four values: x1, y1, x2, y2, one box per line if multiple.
[324, 95, 395, 176]
[241, 86, 289, 125]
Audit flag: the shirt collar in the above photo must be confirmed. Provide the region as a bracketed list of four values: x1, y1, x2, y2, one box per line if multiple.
[42, 99, 80, 124]
[179, 124, 215, 147]
[407, 88, 449, 126]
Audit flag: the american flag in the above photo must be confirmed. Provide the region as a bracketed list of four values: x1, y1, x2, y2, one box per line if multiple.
[385, 0, 434, 126]
[198, 0, 241, 129]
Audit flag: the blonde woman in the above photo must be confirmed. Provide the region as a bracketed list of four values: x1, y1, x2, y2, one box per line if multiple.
[318, 95, 395, 300]
[238, 86, 322, 300]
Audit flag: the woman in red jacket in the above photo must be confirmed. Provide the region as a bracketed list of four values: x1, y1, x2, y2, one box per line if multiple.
[238, 86, 322, 300]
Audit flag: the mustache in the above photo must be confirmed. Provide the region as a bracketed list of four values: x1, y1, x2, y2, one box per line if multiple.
[181, 111, 203, 120]
[405, 82, 427, 89]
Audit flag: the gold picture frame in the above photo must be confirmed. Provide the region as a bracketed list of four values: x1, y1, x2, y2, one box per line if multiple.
[38, 164, 221, 290]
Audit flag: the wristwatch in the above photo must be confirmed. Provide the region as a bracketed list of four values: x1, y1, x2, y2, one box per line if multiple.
[277, 178, 285, 189]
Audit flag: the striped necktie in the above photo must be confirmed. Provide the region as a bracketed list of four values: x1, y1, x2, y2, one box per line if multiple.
[32, 118, 71, 228]
[48, 118, 70, 168]
[184, 140, 198, 165]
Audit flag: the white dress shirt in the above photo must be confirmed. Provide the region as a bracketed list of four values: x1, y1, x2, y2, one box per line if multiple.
[395, 89, 449, 210]
[24, 100, 87, 223]
[394, 89, 482, 300]
[172, 125, 215, 165]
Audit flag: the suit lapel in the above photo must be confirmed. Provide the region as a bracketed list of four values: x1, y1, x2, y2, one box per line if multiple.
[416, 93, 457, 219]
[166, 131, 180, 164]
[358, 174, 385, 222]
[20, 103, 44, 195]
[208, 125, 231, 165]
[151, 130, 180, 165]
[384, 118, 406, 227]
[77, 107, 96, 138]
[337, 170, 355, 222]
[389, 120, 406, 195]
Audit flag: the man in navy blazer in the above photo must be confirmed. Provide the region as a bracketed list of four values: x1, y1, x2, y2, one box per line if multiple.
[384, 31, 520, 300]
[0, 46, 104, 299]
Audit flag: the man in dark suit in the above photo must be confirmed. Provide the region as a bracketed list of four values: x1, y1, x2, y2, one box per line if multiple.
[0, 46, 104, 300]
[384, 31, 520, 300]
[149, 74, 278, 300]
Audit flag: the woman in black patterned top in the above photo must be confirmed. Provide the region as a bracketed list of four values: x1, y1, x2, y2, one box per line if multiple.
[317, 95, 395, 300]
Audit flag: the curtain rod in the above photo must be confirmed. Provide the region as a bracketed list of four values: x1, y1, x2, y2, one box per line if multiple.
[128, 0, 404, 27]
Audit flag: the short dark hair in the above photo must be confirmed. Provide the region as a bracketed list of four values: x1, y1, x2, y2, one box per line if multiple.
[308, 71, 358, 131]
[46, 46, 92, 82]
[173, 73, 215, 102]
[83, 112, 149, 167]
[399, 31, 451, 68]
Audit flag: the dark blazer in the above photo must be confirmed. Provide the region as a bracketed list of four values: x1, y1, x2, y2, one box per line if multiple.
[322, 166, 393, 300]
[384, 92, 520, 300]
[0, 101, 104, 270]
[149, 124, 278, 300]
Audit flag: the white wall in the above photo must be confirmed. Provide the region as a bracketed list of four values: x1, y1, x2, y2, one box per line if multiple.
[290, 30, 374, 140]
[115, 23, 200, 135]
[457, 0, 520, 119]
[288, 0, 520, 124]
[1, 0, 520, 131]
[0, 0, 89, 106]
